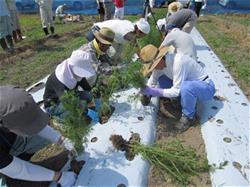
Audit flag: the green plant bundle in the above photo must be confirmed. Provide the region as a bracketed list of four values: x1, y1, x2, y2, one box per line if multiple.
[125, 62, 146, 89]
[130, 140, 210, 186]
[60, 91, 91, 153]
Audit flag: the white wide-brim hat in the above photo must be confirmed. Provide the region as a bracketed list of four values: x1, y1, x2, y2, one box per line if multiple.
[68, 50, 96, 78]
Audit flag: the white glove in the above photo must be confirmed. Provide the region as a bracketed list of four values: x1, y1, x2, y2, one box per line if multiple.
[201, 4, 207, 10]
[58, 171, 77, 187]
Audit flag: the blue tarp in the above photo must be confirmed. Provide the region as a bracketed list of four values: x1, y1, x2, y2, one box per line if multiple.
[16, 0, 144, 15]
[16, 0, 250, 14]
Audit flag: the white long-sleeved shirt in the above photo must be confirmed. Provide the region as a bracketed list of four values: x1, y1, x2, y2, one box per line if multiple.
[94, 20, 135, 44]
[35, 0, 53, 8]
[147, 53, 207, 98]
[161, 28, 197, 60]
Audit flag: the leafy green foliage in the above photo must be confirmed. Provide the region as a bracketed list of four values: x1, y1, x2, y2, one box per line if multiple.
[60, 91, 91, 153]
[131, 140, 211, 186]
[92, 61, 146, 116]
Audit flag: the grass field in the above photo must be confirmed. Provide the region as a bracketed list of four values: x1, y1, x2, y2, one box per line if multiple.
[1, 10, 249, 187]
[0, 11, 249, 98]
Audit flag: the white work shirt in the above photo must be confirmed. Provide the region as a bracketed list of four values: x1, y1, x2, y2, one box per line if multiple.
[161, 28, 197, 60]
[55, 5, 64, 15]
[94, 20, 135, 44]
[35, 0, 53, 8]
[0, 0, 10, 16]
[147, 53, 207, 98]
[6, 0, 17, 11]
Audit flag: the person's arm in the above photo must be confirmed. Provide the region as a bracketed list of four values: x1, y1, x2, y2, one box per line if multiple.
[0, 156, 76, 186]
[38, 125, 76, 153]
[0, 156, 54, 181]
[202, 0, 207, 9]
[147, 69, 164, 87]
[160, 33, 174, 48]
[78, 78, 92, 91]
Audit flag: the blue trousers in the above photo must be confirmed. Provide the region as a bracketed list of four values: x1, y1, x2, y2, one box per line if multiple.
[158, 75, 215, 119]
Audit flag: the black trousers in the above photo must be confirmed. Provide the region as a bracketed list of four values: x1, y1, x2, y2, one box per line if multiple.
[194, 2, 203, 17]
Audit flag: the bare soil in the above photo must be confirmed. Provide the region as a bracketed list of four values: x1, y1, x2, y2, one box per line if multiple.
[147, 98, 211, 187]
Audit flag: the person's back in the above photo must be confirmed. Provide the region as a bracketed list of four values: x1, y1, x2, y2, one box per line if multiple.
[166, 9, 197, 29]
[94, 20, 134, 43]
[161, 28, 197, 60]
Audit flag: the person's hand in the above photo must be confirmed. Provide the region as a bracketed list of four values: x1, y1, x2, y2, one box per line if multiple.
[87, 109, 99, 123]
[58, 171, 77, 187]
[141, 86, 164, 97]
[94, 98, 101, 111]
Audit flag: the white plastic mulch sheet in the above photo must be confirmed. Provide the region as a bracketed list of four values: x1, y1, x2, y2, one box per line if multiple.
[75, 89, 158, 186]
[27, 27, 250, 187]
[191, 28, 250, 186]
[27, 79, 159, 187]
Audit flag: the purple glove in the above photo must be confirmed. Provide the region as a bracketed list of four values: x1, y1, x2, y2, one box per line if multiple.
[142, 86, 164, 97]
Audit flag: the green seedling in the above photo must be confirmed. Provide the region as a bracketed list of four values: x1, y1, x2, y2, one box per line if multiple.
[61, 91, 91, 153]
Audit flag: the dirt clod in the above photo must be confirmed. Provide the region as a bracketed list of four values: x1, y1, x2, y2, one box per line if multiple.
[140, 95, 151, 106]
[70, 159, 85, 175]
[100, 105, 115, 124]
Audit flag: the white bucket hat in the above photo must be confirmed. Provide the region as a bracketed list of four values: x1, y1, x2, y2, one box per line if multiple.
[135, 18, 150, 34]
[68, 50, 96, 78]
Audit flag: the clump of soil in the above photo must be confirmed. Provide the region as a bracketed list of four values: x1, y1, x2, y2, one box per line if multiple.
[110, 133, 141, 161]
[70, 159, 85, 174]
[100, 105, 115, 124]
[140, 95, 151, 106]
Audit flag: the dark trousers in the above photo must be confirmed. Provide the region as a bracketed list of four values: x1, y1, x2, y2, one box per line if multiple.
[194, 2, 202, 17]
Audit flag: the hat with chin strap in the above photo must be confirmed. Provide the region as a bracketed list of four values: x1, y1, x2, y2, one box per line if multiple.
[93, 27, 115, 45]
[139, 44, 172, 76]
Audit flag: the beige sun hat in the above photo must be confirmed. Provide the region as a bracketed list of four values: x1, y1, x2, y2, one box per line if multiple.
[93, 27, 115, 45]
[139, 44, 171, 76]
[168, 2, 183, 15]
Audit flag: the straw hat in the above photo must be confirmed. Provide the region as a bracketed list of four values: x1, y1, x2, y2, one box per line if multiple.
[139, 44, 171, 76]
[168, 2, 183, 15]
[93, 27, 115, 45]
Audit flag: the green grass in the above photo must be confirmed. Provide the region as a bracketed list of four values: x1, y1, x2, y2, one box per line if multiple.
[0, 14, 94, 87]
[196, 14, 250, 94]
[0, 11, 249, 97]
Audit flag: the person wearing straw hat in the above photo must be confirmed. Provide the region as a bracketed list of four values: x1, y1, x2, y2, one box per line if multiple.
[165, 8, 197, 33]
[43, 27, 115, 123]
[167, 1, 183, 17]
[139, 44, 215, 132]
[86, 18, 150, 64]
[0, 85, 77, 187]
[159, 24, 197, 60]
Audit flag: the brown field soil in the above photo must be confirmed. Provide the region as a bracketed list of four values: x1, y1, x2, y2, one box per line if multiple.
[147, 98, 211, 187]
